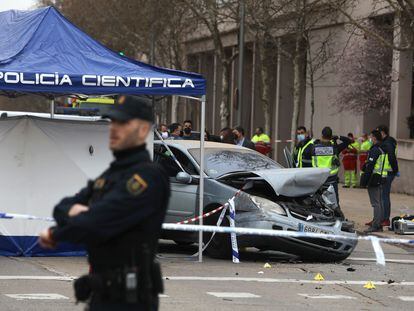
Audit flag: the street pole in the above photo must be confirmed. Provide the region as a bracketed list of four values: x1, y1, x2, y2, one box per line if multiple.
[236, 0, 245, 126]
[150, 1, 157, 116]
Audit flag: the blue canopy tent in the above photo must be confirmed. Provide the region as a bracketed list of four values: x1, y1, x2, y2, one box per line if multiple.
[0, 7, 207, 260]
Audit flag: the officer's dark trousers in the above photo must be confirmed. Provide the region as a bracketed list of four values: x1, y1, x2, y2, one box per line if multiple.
[368, 185, 383, 229]
[382, 173, 395, 221]
[88, 296, 159, 311]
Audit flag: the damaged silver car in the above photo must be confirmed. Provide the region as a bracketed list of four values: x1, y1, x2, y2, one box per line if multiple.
[155, 140, 357, 262]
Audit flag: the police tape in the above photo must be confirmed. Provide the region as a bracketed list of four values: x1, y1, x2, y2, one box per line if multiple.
[176, 204, 226, 225]
[176, 186, 247, 225]
[161, 223, 414, 266]
[2, 211, 413, 266]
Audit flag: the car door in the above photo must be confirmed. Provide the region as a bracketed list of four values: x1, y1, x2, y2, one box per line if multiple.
[153, 144, 198, 224]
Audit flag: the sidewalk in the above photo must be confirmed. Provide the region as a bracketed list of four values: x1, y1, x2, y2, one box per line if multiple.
[339, 185, 414, 238]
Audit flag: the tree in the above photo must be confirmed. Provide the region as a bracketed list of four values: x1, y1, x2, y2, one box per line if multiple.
[333, 20, 393, 114]
[180, 0, 239, 129]
[245, 0, 342, 140]
[329, 0, 414, 51]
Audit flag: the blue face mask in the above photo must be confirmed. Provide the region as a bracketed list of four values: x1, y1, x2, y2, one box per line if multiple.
[297, 134, 306, 142]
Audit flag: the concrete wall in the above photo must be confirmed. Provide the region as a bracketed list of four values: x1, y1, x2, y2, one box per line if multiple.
[392, 139, 414, 195]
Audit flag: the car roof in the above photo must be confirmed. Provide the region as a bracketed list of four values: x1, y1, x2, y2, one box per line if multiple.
[155, 139, 246, 150]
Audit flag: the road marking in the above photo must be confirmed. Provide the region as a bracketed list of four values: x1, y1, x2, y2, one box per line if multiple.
[5, 294, 69, 300]
[299, 294, 356, 300]
[2, 275, 414, 287]
[207, 292, 260, 298]
[164, 276, 414, 286]
[348, 257, 414, 264]
[159, 294, 169, 298]
[0, 276, 73, 281]
[398, 296, 414, 301]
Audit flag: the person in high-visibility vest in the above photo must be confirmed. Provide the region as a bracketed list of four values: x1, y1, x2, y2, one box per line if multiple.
[377, 125, 399, 227]
[358, 134, 372, 173]
[311, 127, 352, 219]
[251, 127, 270, 144]
[293, 126, 314, 168]
[341, 133, 360, 188]
[360, 130, 388, 233]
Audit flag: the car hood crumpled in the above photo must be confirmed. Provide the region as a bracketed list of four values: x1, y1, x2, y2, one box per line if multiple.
[252, 168, 331, 197]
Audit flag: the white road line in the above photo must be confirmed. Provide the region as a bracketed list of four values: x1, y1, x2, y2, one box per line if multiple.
[5, 294, 69, 300]
[159, 294, 169, 298]
[348, 257, 414, 264]
[207, 292, 260, 298]
[165, 276, 414, 286]
[0, 276, 74, 281]
[398, 296, 414, 301]
[299, 294, 356, 300]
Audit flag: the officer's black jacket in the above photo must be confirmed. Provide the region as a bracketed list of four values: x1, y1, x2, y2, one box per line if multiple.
[360, 143, 384, 187]
[51, 144, 170, 270]
[381, 135, 399, 174]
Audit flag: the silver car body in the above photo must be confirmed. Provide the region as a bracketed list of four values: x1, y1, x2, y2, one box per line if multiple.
[154, 140, 357, 261]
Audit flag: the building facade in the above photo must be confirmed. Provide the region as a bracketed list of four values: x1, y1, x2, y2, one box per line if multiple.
[177, 1, 414, 194]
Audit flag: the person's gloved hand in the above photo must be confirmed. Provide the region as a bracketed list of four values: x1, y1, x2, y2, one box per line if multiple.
[396, 172, 400, 177]
[332, 135, 339, 141]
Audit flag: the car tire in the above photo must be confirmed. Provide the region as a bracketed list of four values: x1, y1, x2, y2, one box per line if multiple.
[203, 207, 232, 259]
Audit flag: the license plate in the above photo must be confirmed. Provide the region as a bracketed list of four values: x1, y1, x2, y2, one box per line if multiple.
[299, 224, 331, 235]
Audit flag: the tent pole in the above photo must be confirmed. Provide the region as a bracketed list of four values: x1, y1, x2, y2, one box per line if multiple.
[50, 99, 55, 118]
[198, 94, 206, 263]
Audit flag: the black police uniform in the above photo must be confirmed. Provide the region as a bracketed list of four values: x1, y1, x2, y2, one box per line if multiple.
[49, 96, 170, 311]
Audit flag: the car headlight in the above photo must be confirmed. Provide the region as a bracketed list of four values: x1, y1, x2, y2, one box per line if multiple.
[250, 195, 286, 216]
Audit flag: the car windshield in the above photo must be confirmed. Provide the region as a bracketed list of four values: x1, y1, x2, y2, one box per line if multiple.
[188, 148, 282, 178]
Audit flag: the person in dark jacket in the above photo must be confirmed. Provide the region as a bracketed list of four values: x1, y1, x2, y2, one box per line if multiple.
[360, 130, 387, 233]
[311, 127, 352, 218]
[376, 125, 399, 227]
[168, 122, 183, 140]
[233, 126, 256, 150]
[39, 96, 170, 311]
[293, 126, 314, 168]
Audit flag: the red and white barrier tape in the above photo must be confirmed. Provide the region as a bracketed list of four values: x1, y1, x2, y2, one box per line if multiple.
[176, 188, 245, 225]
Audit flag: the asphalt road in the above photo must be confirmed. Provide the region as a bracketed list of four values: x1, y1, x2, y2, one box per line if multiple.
[0, 240, 413, 311]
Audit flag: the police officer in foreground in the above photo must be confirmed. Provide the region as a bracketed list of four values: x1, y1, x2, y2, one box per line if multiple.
[311, 127, 351, 218]
[39, 95, 170, 311]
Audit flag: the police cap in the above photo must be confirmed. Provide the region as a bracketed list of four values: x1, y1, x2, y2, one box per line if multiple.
[102, 95, 153, 122]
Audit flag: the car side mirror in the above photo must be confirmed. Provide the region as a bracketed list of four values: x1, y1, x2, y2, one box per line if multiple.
[176, 172, 192, 184]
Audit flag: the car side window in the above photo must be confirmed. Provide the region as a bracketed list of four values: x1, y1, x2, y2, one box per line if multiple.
[170, 147, 198, 175]
[154, 145, 181, 177]
[153, 145, 198, 177]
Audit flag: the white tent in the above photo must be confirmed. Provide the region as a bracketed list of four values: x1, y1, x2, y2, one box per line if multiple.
[0, 112, 112, 255]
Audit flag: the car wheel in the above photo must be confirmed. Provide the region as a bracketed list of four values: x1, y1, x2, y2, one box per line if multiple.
[203, 207, 232, 259]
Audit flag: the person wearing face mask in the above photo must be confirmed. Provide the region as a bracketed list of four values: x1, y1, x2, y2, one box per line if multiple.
[182, 120, 197, 140]
[293, 126, 314, 168]
[159, 124, 169, 140]
[360, 130, 387, 232]
[233, 126, 255, 150]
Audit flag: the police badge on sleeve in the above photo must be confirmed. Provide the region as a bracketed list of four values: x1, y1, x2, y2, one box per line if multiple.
[126, 174, 148, 196]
